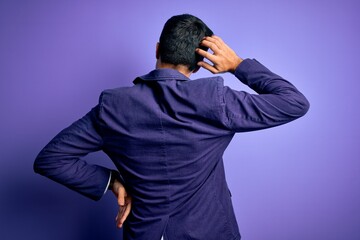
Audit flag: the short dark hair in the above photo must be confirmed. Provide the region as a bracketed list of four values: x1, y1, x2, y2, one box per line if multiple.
[158, 14, 214, 71]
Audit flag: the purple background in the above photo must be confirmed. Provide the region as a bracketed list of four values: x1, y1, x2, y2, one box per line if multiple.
[1, 0, 359, 239]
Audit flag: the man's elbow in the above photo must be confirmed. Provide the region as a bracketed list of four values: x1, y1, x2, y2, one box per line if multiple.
[300, 96, 310, 116]
[33, 152, 49, 176]
[33, 155, 43, 175]
[292, 95, 310, 118]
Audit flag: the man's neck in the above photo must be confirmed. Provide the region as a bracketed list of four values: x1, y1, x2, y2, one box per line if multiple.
[156, 61, 192, 78]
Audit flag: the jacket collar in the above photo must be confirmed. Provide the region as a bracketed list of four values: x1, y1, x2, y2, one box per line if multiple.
[133, 68, 189, 84]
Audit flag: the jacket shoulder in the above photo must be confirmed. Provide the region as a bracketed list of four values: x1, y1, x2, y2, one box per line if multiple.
[179, 76, 225, 103]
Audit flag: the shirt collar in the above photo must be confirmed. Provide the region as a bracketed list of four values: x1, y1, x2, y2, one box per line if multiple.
[133, 68, 190, 84]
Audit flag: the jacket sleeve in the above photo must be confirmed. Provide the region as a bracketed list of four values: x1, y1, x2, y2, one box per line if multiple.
[33, 105, 111, 201]
[222, 59, 310, 132]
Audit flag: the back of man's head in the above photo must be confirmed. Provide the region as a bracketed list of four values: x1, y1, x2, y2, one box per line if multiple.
[159, 14, 214, 71]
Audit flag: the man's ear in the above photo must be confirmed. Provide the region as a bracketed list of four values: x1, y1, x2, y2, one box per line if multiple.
[156, 42, 160, 59]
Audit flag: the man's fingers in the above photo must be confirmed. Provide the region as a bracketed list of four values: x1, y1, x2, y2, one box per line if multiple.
[115, 205, 126, 228]
[116, 210, 124, 228]
[112, 180, 132, 228]
[117, 186, 126, 206]
[119, 198, 132, 227]
[200, 39, 221, 54]
[197, 61, 219, 74]
[116, 197, 132, 228]
[210, 35, 225, 45]
[196, 48, 217, 63]
[198, 35, 242, 74]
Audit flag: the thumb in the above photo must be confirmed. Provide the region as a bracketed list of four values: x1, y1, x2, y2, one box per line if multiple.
[117, 185, 126, 206]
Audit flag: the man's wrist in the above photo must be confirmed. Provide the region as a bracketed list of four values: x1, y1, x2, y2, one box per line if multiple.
[108, 170, 120, 190]
[230, 57, 243, 74]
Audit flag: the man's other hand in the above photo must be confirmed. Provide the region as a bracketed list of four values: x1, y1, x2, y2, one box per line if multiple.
[196, 35, 242, 74]
[111, 178, 132, 228]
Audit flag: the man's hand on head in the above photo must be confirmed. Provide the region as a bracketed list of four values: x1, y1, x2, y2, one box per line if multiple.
[196, 35, 242, 74]
[110, 172, 132, 228]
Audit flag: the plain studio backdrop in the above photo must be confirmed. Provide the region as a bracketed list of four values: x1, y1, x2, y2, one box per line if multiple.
[0, 0, 359, 239]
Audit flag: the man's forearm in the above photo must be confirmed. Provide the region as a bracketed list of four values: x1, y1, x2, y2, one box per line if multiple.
[234, 58, 310, 118]
[220, 58, 309, 132]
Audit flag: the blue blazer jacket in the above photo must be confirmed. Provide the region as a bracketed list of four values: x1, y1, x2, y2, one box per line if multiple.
[34, 59, 309, 240]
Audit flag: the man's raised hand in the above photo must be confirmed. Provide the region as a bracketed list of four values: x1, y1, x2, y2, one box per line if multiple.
[196, 35, 242, 74]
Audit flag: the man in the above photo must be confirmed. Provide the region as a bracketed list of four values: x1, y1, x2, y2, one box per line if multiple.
[34, 14, 309, 240]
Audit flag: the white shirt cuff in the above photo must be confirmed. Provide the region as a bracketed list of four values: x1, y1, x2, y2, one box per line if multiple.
[103, 171, 112, 195]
